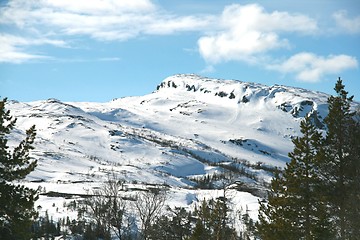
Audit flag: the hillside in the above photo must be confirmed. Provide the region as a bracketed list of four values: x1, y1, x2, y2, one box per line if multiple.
[6, 74, 337, 222]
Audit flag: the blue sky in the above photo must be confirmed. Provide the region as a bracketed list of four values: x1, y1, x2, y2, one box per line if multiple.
[0, 0, 359, 102]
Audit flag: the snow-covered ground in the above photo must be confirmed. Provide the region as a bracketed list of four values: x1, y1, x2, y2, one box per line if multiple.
[7, 74, 342, 223]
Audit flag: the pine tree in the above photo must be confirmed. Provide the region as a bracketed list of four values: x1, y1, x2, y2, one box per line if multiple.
[190, 198, 236, 240]
[190, 199, 212, 240]
[0, 98, 38, 239]
[190, 220, 209, 240]
[257, 170, 294, 240]
[347, 110, 360, 236]
[150, 207, 191, 240]
[322, 78, 360, 239]
[257, 116, 332, 239]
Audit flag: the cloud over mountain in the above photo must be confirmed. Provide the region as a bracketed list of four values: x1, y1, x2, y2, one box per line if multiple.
[198, 4, 318, 64]
[267, 52, 358, 82]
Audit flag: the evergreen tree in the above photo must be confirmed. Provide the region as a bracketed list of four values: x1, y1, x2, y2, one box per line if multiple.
[169, 207, 192, 240]
[347, 109, 360, 236]
[190, 198, 237, 240]
[0, 98, 38, 239]
[189, 199, 212, 240]
[148, 207, 191, 240]
[322, 78, 360, 239]
[189, 220, 209, 240]
[257, 117, 332, 239]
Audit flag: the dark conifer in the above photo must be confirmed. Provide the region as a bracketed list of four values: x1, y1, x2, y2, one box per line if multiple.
[257, 117, 332, 239]
[0, 98, 38, 239]
[322, 77, 360, 239]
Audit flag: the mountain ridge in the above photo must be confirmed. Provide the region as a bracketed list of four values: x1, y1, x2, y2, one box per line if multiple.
[5, 74, 358, 223]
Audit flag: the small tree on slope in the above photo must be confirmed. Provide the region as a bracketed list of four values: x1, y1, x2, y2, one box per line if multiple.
[257, 116, 332, 240]
[0, 98, 38, 240]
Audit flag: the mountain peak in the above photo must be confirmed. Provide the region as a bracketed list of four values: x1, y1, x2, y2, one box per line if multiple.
[5, 74, 359, 232]
[156, 74, 329, 122]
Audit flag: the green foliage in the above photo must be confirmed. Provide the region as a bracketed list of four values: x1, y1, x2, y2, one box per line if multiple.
[189, 198, 237, 240]
[44, 193, 259, 240]
[322, 78, 360, 239]
[0, 98, 38, 240]
[257, 117, 332, 239]
[257, 78, 360, 240]
[32, 210, 60, 239]
[146, 207, 192, 240]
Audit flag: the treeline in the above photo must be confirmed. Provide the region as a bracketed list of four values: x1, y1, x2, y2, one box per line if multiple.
[31, 181, 255, 240]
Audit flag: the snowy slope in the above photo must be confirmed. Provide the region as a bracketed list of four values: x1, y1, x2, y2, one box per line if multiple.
[6, 74, 347, 221]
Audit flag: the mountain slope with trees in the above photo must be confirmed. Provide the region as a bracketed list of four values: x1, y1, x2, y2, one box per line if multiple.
[2, 75, 359, 239]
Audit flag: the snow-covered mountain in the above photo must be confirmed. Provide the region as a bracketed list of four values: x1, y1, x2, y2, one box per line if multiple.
[6, 74, 342, 220]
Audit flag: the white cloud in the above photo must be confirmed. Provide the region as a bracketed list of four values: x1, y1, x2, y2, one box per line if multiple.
[145, 15, 214, 35]
[0, 0, 215, 63]
[0, 49, 46, 64]
[333, 10, 360, 34]
[0, 0, 357, 78]
[0, 34, 66, 63]
[267, 52, 358, 82]
[197, 4, 318, 64]
[0, 0, 212, 42]
[41, 0, 156, 14]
